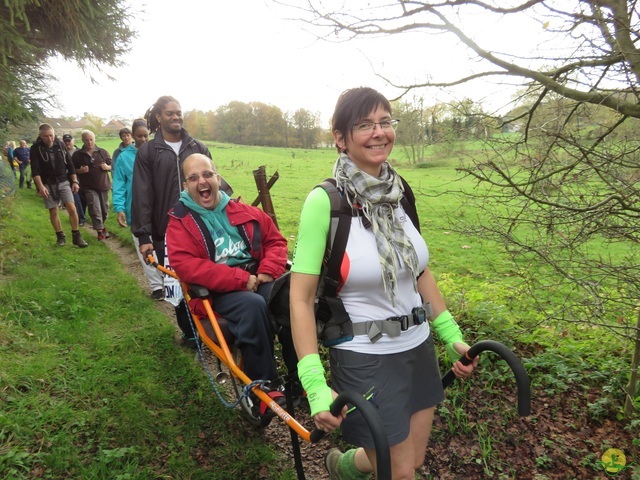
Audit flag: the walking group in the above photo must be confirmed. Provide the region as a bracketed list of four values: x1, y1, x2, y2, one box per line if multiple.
[7, 89, 478, 479]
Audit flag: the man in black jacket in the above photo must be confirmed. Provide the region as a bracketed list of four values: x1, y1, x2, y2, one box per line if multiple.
[30, 124, 88, 248]
[131, 96, 213, 344]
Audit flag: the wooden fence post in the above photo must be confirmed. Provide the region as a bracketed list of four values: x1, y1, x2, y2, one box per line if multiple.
[252, 165, 279, 229]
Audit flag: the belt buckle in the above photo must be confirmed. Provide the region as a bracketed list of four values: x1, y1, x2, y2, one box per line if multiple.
[400, 315, 409, 331]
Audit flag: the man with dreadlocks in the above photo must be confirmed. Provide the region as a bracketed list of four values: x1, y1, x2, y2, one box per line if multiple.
[131, 96, 216, 346]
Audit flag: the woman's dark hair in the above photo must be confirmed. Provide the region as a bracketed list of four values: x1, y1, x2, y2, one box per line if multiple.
[143, 95, 180, 134]
[118, 127, 132, 138]
[331, 87, 392, 152]
[131, 118, 148, 134]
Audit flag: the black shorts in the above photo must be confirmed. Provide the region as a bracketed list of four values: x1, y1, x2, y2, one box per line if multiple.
[329, 334, 444, 448]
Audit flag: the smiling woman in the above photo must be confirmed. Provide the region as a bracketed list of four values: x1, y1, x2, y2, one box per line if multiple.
[290, 86, 477, 479]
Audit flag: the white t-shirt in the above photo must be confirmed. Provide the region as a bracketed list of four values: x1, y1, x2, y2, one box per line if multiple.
[291, 187, 431, 354]
[165, 140, 182, 155]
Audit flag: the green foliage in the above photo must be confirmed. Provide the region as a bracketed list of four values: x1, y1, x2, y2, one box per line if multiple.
[0, 0, 136, 131]
[183, 102, 323, 148]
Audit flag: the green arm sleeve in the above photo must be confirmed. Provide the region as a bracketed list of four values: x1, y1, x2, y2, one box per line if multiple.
[290, 187, 331, 275]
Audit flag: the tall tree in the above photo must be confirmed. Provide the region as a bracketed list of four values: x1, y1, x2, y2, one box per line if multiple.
[0, 0, 135, 131]
[283, 0, 640, 415]
[291, 108, 321, 148]
[392, 97, 428, 164]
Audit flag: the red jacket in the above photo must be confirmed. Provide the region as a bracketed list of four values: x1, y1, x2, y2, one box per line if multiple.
[166, 199, 288, 295]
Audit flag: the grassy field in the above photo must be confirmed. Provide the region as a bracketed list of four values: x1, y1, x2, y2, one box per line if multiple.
[1, 139, 638, 478]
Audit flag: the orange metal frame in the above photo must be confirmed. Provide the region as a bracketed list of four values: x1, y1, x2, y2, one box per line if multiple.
[153, 259, 314, 442]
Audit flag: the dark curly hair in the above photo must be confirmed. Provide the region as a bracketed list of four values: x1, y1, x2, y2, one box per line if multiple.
[143, 96, 180, 134]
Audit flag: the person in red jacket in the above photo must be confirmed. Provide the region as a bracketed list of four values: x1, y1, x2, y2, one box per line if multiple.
[166, 153, 290, 422]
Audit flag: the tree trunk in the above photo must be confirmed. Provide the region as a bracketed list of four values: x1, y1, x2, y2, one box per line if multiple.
[624, 307, 640, 418]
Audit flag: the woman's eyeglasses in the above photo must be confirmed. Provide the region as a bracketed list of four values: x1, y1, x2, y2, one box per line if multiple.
[352, 119, 399, 134]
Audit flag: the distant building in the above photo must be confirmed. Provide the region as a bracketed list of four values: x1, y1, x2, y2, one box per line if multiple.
[41, 117, 97, 138]
[102, 119, 128, 135]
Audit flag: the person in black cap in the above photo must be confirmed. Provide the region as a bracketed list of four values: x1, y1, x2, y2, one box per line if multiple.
[63, 134, 86, 226]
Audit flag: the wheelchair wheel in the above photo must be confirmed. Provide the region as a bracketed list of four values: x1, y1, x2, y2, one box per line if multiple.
[204, 345, 263, 427]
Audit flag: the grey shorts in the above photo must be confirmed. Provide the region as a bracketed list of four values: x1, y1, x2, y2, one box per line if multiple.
[43, 181, 74, 209]
[329, 334, 445, 448]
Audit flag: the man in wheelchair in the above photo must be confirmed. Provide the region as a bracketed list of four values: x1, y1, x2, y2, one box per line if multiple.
[166, 153, 294, 421]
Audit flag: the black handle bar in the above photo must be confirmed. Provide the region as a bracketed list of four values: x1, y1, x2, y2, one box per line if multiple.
[442, 340, 531, 417]
[309, 390, 391, 479]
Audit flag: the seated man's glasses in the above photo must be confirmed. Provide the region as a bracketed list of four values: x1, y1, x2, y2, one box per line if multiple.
[186, 170, 216, 183]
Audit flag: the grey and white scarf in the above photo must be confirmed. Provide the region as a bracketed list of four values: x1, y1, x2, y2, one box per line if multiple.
[333, 153, 419, 304]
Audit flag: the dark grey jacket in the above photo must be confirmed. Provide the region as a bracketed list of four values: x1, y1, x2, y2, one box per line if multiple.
[131, 129, 211, 245]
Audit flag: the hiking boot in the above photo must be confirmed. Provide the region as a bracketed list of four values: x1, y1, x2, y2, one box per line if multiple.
[324, 448, 342, 480]
[150, 289, 164, 300]
[103, 228, 111, 239]
[97, 230, 106, 241]
[56, 232, 66, 247]
[72, 231, 88, 248]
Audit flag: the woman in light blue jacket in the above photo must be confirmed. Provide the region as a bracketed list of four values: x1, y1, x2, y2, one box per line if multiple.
[113, 119, 164, 300]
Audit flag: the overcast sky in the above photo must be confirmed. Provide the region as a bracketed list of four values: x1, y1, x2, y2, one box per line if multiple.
[49, 0, 537, 126]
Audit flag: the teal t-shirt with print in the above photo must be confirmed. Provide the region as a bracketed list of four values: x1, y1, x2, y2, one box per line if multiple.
[179, 190, 252, 266]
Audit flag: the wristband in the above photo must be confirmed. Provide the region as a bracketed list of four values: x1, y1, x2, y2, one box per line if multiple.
[297, 353, 334, 417]
[431, 310, 468, 362]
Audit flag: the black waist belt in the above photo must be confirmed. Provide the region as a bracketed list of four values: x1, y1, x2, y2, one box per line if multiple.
[351, 302, 433, 343]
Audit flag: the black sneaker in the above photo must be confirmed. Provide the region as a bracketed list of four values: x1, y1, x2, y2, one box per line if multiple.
[150, 289, 164, 300]
[180, 336, 198, 350]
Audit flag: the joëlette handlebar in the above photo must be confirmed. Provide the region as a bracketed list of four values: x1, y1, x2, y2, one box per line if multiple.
[309, 390, 391, 479]
[442, 340, 531, 417]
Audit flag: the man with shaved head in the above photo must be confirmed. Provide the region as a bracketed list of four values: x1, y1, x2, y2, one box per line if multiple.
[165, 153, 295, 424]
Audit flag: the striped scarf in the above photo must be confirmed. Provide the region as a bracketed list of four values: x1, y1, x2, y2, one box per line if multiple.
[333, 153, 418, 304]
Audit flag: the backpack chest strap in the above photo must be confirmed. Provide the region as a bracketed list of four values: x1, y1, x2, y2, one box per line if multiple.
[351, 302, 432, 343]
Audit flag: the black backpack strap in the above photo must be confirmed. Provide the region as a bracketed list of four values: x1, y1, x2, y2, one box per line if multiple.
[318, 179, 352, 298]
[399, 175, 420, 233]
